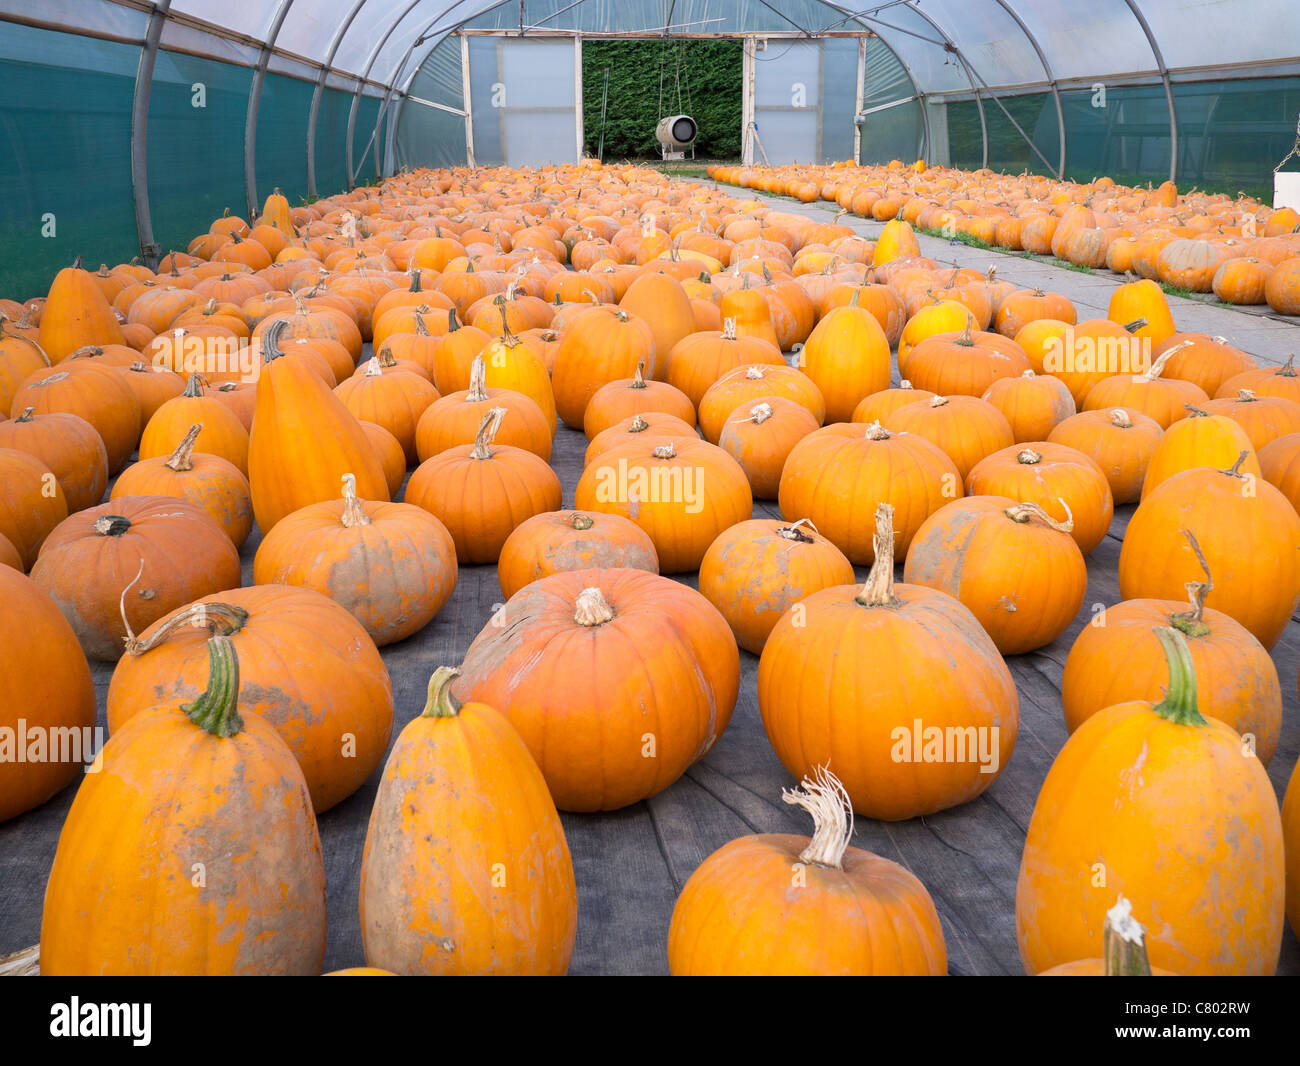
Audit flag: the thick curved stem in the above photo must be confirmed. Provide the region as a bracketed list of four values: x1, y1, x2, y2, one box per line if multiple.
[782, 766, 853, 870]
[422, 666, 462, 718]
[181, 635, 243, 738]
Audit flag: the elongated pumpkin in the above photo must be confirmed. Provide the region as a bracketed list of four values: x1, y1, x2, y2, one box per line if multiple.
[248, 320, 389, 533]
[41, 635, 327, 975]
[359, 667, 577, 975]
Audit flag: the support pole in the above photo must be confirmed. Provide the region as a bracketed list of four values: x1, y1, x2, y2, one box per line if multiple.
[130, 0, 171, 268]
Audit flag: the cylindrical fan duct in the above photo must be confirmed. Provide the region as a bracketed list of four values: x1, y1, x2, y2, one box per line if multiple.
[656, 114, 698, 151]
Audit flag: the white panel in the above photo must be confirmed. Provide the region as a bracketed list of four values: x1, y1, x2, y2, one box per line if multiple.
[168, 0, 274, 41]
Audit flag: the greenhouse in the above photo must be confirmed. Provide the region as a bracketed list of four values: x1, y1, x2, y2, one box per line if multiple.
[1, 0, 1300, 992]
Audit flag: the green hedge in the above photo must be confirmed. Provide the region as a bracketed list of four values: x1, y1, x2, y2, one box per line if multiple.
[582, 40, 742, 161]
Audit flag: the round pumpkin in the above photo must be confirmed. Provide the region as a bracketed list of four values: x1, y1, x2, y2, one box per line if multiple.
[10, 364, 141, 475]
[451, 569, 739, 811]
[1139, 408, 1260, 500]
[758, 503, 1018, 820]
[583, 360, 696, 439]
[0, 407, 107, 514]
[139, 373, 250, 475]
[1046, 407, 1162, 504]
[497, 510, 658, 601]
[698, 361, 825, 443]
[415, 354, 552, 462]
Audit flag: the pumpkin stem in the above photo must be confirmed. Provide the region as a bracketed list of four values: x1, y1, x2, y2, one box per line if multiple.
[125, 601, 251, 656]
[1222, 450, 1250, 478]
[1150, 626, 1206, 727]
[1142, 340, 1190, 381]
[731, 401, 774, 425]
[573, 586, 614, 627]
[928, 395, 948, 408]
[1122, 317, 1148, 335]
[855, 503, 900, 608]
[1276, 355, 1296, 378]
[1103, 897, 1152, 977]
[570, 512, 595, 531]
[261, 319, 289, 363]
[782, 766, 854, 870]
[1235, 388, 1256, 402]
[92, 515, 132, 537]
[1005, 497, 1074, 532]
[744, 364, 765, 380]
[1168, 528, 1213, 637]
[722, 317, 738, 341]
[408, 268, 423, 293]
[182, 373, 207, 398]
[864, 420, 890, 441]
[181, 635, 243, 738]
[466, 355, 489, 401]
[415, 312, 433, 338]
[776, 518, 817, 543]
[627, 414, 650, 433]
[165, 424, 202, 472]
[365, 356, 383, 378]
[422, 666, 462, 718]
[340, 473, 371, 528]
[630, 360, 647, 390]
[15, 406, 35, 423]
[470, 407, 506, 460]
[1110, 408, 1133, 428]
[1017, 448, 1042, 465]
[652, 441, 677, 459]
[955, 316, 975, 346]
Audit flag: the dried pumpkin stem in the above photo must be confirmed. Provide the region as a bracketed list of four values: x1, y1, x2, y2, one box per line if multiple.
[855, 503, 900, 608]
[1103, 897, 1152, 977]
[722, 317, 738, 341]
[165, 424, 202, 472]
[570, 513, 595, 531]
[261, 318, 289, 362]
[782, 766, 854, 870]
[630, 360, 647, 389]
[1142, 340, 1190, 382]
[422, 666, 462, 718]
[627, 414, 650, 433]
[1150, 626, 1206, 727]
[744, 364, 765, 380]
[777, 518, 818, 543]
[1005, 498, 1074, 532]
[470, 407, 506, 460]
[1110, 408, 1133, 428]
[181, 635, 243, 739]
[573, 586, 614, 627]
[125, 602, 251, 656]
[466, 355, 489, 401]
[340, 473, 371, 528]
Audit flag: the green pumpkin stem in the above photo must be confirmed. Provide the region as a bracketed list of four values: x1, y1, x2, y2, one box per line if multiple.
[181, 635, 243, 738]
[422, 666, 462, 718]
[1150, 626, 1206, 727]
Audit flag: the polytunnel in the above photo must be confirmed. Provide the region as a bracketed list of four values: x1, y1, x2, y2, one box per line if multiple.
[3, 0, 1299, 292]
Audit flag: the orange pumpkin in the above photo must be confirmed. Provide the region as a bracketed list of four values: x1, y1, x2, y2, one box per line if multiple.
[981, 370, 1076, 443]
[0, 408, 107, 514]
[497, 510, 658, 600]
[452, 569, 739, 811]
[0, 447, 69, 569]
[1046, 407, 1162, 504]
[415, 354, 552, 462]
[38, 259, 127, 362]
[584, 361, 696, 439]
[797, 296, 891, 422]
[552, 306, 656, 428]
[1140, 409, 1260, 501]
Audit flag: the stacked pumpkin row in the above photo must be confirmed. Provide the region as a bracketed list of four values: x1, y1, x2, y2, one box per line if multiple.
[710, 160, 1300, 314]
[1, 162, 1298, 976]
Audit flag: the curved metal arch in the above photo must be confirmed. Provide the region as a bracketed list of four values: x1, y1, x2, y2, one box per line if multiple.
[305, 0, 372, 199]
[1120, 0, 1179, 182]
[130, 0, 172, 268]
[244, 0, 298, 220]
[990, 0, 1066, 177]
[840, 27, 932, 164]
[877, 4, 987, 169]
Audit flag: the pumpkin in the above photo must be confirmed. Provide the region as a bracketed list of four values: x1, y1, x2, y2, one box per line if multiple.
[667, 768, 947, 975]
[208, 380, 255, 429]
[1213, 257, 1272, 305]
[121, 361, 186, 421]
[850, 380, 936, 423]
[10, 364, 141, 475]
[1200, 389, 1300, 452]
[1217, 354, 1300, 403]
[718, 285, 781, 349]
[583, 360, 696, 440]
[665, 318, 784, 410]
[698, 362, 824, 443]
[451, 569, 739, 811]
[1081, 341, 1207, 428]
[1152, 332, 1256, 397]
[428, 312, 492, 393]
[111, 424, 253, 548]
[779, 421, 961, 564]
[38, 258, 127, 362]
[1107, 276, 1176, 343]
[994, 287, 1077, 337]
[882, 394, 1015, 480]
[41, 635, 327, 975]
[497, 510, 658, 601]
[1046, 407, 1161, 504]
[1016, 626, 1284, 976]
[247, 320, 390, 533]
[698, 518, 854, 654]
[254, 474, 457, 646]
[903, 321, 1032, 397]
[359, 666, 577, 975]
[716, 397, 819, 498]
[1119, 453, 1300, 649]
[0, 408, 107, 514]
[583, 411, 700, 466]
[1285, 763, 1300, 938]
[904, 496, 1086, 655]
[107, 585, 394, 813]
[257, 290, 363, 362]
[575, 434, 751, 573]
[758, 503, 1018, 819]
[1038, 897, 1175, 976]
[1263, 257, 1300, 314]
[31, 496, 241, 661]
[981, 370, 1076, 443]
[619, 271, 696, 380]
[552, 306, 656, 428]
[0, 565, 96, 822]
[479, 324, 558, 432]
[360, 421, 406, 497]
[1258, 431, 1300, 514]
[896, 299, 970, 364]
[966, 443, 1113, 555]
[0, 317, 51, 413]
[1139, 408, 1261, 500]
[407, 408, 562, 565]
[1063, 535, 1281, 764]
[0, 447, 69, 569]
[415, 354, 552, 462]
[335, 356, 440, 465]
[1042, 317, 1148, 406]
[797, 296, 891, 422]
[139, 373, 250, 475]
